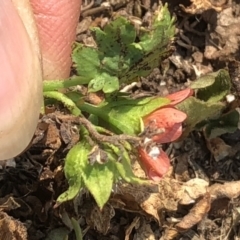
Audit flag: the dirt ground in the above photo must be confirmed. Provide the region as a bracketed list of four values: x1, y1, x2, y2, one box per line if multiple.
[1, 0, 240, 239]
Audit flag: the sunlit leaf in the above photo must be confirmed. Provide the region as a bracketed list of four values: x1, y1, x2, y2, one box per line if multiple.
[72, 4, 174, 93]
[79, 97, 170, 134]
[190, 70, 231, 103]
[57, 143, 86, 204]
[82, 154, 115, 209]
[109, 144, 146, 184]
[57, 138, 116, 208]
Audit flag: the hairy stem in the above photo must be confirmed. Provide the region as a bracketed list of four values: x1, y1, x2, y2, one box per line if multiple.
[43, 77, 89, 91]
[43, 91, 81, 116]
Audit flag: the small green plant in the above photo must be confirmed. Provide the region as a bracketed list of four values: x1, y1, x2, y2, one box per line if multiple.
[43, 5, 176, 208]
[43, 4, 238, 209]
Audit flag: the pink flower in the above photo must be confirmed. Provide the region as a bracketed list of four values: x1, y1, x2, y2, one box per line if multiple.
[166, 88, 193, 106]
[138, 146, 170, 181]
[143, 107, 187, 143]
[138, 88, 193, 181]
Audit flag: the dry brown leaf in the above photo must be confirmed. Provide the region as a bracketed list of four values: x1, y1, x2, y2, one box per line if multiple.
[133, 217, 156, 240]
[110, 194, 141, 213]
[173, 180, 240, 232]
[160, 228, 179, 240]
[174, 153, 191, 182]
[0, 196, 20, 212]
[45, 123, 61, 150]
[125, 216, 140, 240]
[176, 193, 211, 231]
[86, 203, 115, 235]
[209, 180, 240, 200]
[113, 183, 163, 222]
[140, 192, 164, 222]
[180, 0, 227, 14]
[111, 179, 183, 223]
[0, 212, 27, 240]
[206, 137, 231, 161]
[178, 178, 209, 205]
[76, 16, 92, 35]
[203, 7, 240, 60]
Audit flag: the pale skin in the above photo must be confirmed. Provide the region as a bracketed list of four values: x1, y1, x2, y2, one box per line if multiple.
[0, 0, 81, 159]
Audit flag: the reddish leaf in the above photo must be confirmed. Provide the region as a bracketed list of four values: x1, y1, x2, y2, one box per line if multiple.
[138, 146, 170, 181]
[166, 88, 194, 106]
[143, 107, 187, 143]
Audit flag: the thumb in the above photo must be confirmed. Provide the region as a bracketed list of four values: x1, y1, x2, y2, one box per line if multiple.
[0, 0, 42, 160]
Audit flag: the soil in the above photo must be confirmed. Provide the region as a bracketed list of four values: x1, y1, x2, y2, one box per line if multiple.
[2, 0, 240, 239]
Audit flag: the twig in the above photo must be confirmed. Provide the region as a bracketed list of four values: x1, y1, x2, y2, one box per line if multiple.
[50, 113, 141, 146]
[82, 4, 111, 18]
[81, 0, 94, 12]
[78, 116, 141, 145]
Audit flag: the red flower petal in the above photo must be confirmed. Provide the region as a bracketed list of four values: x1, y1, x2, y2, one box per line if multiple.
[143, 107, 186, 143]
[166, 88, 194, 106]
[151, 123, 182, 143]
[138, 146, 170, 181]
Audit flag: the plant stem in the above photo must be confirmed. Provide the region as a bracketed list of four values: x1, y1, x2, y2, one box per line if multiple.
[78, 102, 103, 116]
[43, 77, 89, 91]
[43, 91, 81, 116]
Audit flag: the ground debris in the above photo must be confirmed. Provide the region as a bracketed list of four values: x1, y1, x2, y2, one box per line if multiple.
[176, 193, 211, 231]
[203, 5, 240, 61]
[0, 212, 27, 240]
[86, 203, 115, 235]
[180, 0, 228, 14]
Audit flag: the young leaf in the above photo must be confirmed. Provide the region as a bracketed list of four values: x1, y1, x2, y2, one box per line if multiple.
[57, 143, 86, 204]
[72, 45, 100, 82]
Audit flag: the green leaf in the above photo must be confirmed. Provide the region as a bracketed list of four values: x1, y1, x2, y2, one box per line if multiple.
[82, 155, 115, 209]
[88, 74, 119, 93]
[190, 69, 231, 103]
[72, 4, 174, 94]
[57, 139, 115, 208]
[108, 144, 146, 184]
[190, 72, 217, 89]
[93, 17, 136, 50]
[120, 5, 175, 84]
[57, 143, 85, 204]
[204, 110, 240, 138]
[79, 97, 170, 134]
[72, 45, 100, 82]
[139, 4, 174, 52]
[177, 96, 225, 133]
